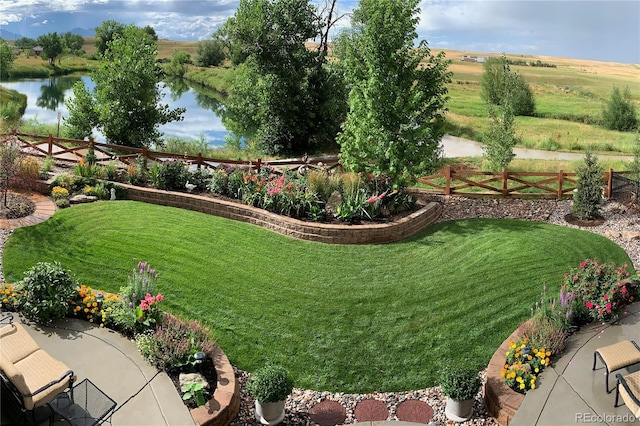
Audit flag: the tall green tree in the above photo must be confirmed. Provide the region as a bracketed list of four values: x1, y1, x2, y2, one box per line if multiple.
[66, 25, 184, 147]
[482, 71, 518, 170]
[62, 32, 84, 55]
[0, 39, 15, 78]
[14, 37, 36, 49]
[94, 20, 126, 56]
[336, 0, 451, 180]
[223, 0, 346, 156]
[196, 40, 225, 67]
[36, 33, 63, 65]
[480, 56, 535, 116]
[602, 86, 638, 132]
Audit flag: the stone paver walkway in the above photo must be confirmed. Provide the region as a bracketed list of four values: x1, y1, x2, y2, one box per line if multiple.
[0, 191, 55, 230]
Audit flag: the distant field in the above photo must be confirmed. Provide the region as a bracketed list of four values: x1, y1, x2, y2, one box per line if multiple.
[4, 40, 639, 158]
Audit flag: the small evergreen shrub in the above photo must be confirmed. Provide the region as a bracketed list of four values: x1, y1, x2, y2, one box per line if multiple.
[18, 261, 78, 323]
[439, 364, 482, 400]
[572, 150, 603, 220]
[246, 364, 294, 403]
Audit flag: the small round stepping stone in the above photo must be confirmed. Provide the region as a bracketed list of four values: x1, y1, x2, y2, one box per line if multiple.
[308, 400, 347, 426]
[396, 399, 434, 424]
[354, 398, 389, 421]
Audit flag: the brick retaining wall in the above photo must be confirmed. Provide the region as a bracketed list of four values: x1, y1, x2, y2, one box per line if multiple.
[120, 184, 443, 244]
[483, 321, 531, 425]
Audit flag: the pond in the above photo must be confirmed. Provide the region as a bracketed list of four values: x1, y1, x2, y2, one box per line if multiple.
[1, 75, 230, 147]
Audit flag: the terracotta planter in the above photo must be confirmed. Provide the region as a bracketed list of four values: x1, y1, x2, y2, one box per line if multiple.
[444, 397, 474, 422]
[254, 400, 286, 425]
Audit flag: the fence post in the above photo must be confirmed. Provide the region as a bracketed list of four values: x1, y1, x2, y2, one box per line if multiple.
[557, 169, 564, 200]
[502, 169, 508, 197]
[256, 158, 262, 173]
[444, 164, 451, 195]
[197, 152, 202, 169]
[606, 168, 613, 199]
[47, 134, 53, 157]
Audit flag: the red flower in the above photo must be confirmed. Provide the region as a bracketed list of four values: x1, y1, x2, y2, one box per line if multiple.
[585, 301, 593, 309]
[580, 261, 587, 268]
[603, 294, 609, 301]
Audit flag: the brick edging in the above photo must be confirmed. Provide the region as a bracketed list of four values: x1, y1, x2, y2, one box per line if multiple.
[190, 346, 240, 426]
[483, 320, 532, 426]
[119, 184, 443, 244]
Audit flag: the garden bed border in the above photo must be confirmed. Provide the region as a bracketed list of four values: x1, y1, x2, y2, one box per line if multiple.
[483, 320, 531, 426]
[117, 184, 443, 244]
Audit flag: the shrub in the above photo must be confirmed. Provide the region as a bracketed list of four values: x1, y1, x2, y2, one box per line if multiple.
[602, 86, 638, 132]
[439, 364, 482, 400]
[55, 198, 70, 209]
[18, 261, 78, 323]
[501, 337, 550, 393]
[246, 364, 294, 403]
[51, 186, 69, 200]
[156, 160, 188, 191]
[135, 314, 216, 371]
[226, 168, 245, 199]
[51, 172, 96, 193]
[563, 259, 636, 323]
[520, 316, 567, 356]
[572, 150, 603, 220]
[189, 168, 211, 191]
[15, 156, 42, 190]
[104, 162, 118, 181]
[208, 168, 228, 195]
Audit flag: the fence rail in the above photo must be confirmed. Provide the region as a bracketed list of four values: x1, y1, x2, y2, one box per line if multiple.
[418, 165, 635, 200]
[0, 131, 341, 174]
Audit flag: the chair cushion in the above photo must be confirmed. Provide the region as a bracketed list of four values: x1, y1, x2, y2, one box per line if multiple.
[14, 349, 75, 410]
[0, 324, 40, 364]
[596, 340, 640, 372]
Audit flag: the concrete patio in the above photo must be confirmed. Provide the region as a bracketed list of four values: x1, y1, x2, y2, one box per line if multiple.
[512, 300, 640, 426]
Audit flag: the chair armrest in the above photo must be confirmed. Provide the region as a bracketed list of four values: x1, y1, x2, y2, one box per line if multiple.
[0, 312, 14, 325]
[29, 370, 74, 398]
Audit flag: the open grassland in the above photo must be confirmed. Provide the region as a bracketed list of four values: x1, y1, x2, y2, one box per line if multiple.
[435, 49, 640, 155]
[3, 201, 632, 393]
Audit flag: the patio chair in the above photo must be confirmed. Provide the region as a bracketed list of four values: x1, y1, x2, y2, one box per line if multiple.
[615, 371, 640, 417]
[0, 312, 76, 423]
[593, 340, 640, 393]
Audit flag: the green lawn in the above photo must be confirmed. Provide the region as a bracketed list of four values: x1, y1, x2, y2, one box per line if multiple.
[3, 201, 632, 393]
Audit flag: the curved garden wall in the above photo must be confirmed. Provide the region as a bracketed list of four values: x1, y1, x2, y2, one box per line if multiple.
[120, 184, 443, 244]
[483, 321, 531, 426]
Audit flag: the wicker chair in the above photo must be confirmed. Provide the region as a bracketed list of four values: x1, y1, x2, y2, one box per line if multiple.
[0, 313, 75, 422]
[615, 371, 640, 417]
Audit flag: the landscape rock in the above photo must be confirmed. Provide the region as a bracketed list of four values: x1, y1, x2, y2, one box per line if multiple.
[179, 372, 209, 389]
[622, 231, 640, 241]
[69, 194, 98, 204]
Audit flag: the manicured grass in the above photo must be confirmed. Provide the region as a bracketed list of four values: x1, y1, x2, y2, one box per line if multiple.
[3, 201, 632, 393]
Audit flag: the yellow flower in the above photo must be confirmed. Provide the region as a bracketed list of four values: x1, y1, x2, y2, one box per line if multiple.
[540, 359, 546, 365]
[527, 355, 533, 360]
[520, 383, 525, 390]
[531, 383, 536, 389]
[534, 368, 539, 373]
[546, 351, 551, 357]
[2, 298, 7, 304]
[501, 369, 507, 377]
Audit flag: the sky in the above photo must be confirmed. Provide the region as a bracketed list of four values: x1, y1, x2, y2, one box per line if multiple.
[0, 0, 638, 64]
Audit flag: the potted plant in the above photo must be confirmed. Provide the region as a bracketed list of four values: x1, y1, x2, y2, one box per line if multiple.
[439, 364, 482, 422]
[246, 364, 294, 425]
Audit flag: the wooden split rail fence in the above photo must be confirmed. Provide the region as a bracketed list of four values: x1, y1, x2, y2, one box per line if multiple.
[0, 131, 341, 174]
[418, 165, 634, 200]
[2, 131, 635, 200]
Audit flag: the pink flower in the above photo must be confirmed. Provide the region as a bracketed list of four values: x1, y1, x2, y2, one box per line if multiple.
[603, 294, 609, 301]
[580, 261, 587, 268]
[140, 301, 149, 311]
[367, 195, 377, 203]
[573, 275, 579, 281]
[585, 301, 593, 309]
[155, 294, 164, 302]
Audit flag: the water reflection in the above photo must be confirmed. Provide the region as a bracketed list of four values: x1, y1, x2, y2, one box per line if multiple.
[0, 76, 229, 147]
